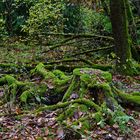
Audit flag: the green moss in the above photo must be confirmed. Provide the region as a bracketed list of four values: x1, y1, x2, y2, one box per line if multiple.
[97, 83, 113, 95]
[57, 104, 89, 123]
[55, 79, 70, 86]
[125, 59, 139, 75]
[35, 98, 101, 113]
[53, 69, 70, 80]
[73, 68, 113, 103]
[62, 76, 77, 102]
[73, 68, 112, 85]
[1, 66, 136, 135]
[0, 75, 35, 103]
[0, 77, 7, 85]
[82, 120, 90, 130]
[73, 68, 82, 76]
[131, 92, 140, 96]
[33, 63, 55, 79]
[20, 83, 49, 103]
[80, 74, 92, 84]
[79, 81, 87, 98]
[35, 101, 71, 113]
[34, 63, 71, 81]
[10, 83, 17, 95]
[34, 63, 71, 93]
[57, 103, 78, 121]
[20, 90, 32, 103]
[73, 99, 101, 111]
[0, 75, 27, 87]
[5, 75, 17, 85]
[101, 72, 112, 82]
[37, 84, 47, 95]
[113, 86, 140, 106]
[71, 117, 90, 132]
[79, 104, 88, 112]
[92, 112, 103, 123]
[120, 93, 140, 105]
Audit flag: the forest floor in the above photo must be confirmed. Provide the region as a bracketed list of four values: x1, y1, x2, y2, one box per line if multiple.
[0, 107, 140, 140]
[0, 41, 140, 140]
[0, 74, 140, 140]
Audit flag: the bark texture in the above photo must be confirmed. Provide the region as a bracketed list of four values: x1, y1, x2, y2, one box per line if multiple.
[110, 0, 133, 75]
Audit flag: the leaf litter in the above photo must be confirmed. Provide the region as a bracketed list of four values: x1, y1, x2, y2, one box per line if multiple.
[0, 74, 140, 140]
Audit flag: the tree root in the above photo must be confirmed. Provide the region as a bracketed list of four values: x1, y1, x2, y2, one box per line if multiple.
[71, 46, 113, 57]
[62, 76, 77, 102]
[112, 86, 140, 106]
[0, 75, 33, 103]
[35, 98, 100, 113]
[0, 64, 139, 134]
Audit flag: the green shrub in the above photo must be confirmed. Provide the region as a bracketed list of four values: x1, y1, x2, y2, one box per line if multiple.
[23, 0, 64, 35]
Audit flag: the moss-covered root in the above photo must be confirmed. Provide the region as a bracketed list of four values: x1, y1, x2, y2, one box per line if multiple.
[72, 117, 91, 133]
[33, 63, 55, 79]
[0, 75, 25, 86]
[35, 98, 101, 113]
[33, 63, 71, 89]
[71, 111, 103, 131]
[0, 75, 33, 103]
[0, 75, 27, 95]
[73, 68, 115, 105]
[0, 75, 31, 87]
[57, 103, 79, 121]
[112, 86, 140, 106]
[62, 75, 77, 102]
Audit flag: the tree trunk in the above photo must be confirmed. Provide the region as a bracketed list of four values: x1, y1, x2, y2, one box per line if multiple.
[110, 0, 133, 75]
[5, 0, 13, 36]
[101, 0, 110, 17]
[63, 0, 82, 33]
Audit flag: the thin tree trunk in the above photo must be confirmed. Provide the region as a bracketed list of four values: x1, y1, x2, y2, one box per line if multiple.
[101, 0, 110, 17]
[5, 0, 13, 36]
[63, 0, 81, 33]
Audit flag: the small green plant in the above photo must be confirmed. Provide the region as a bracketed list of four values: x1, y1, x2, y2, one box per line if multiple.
[100, 104, 135, 134]
[0, 18, 8, 38]
[80, 7, 111, 34]
[110, 108, 135, 133]
[114, 115, 135, 133]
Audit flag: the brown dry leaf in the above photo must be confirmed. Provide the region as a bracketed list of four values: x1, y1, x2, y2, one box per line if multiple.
[47, 119, 56, 127]
[134, 129, 140, 137]
[47, 81, 54, 89]
[37, 117, 42, 123]
[77, 122, 82, 129]
[117, 137, 125, 140]
[45, 128, 49, 136]
[113, 124, 119, 129]
[57, 127, 64, 139]
[0, 88, 4, 97]
[70, 93, 79, 99]
[47, 79, 54, 89]
[0, 116, 5, 122]
[96, 129, 108, 135]
[73, 111, 79, 119]
[15, 107, 22, 115]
